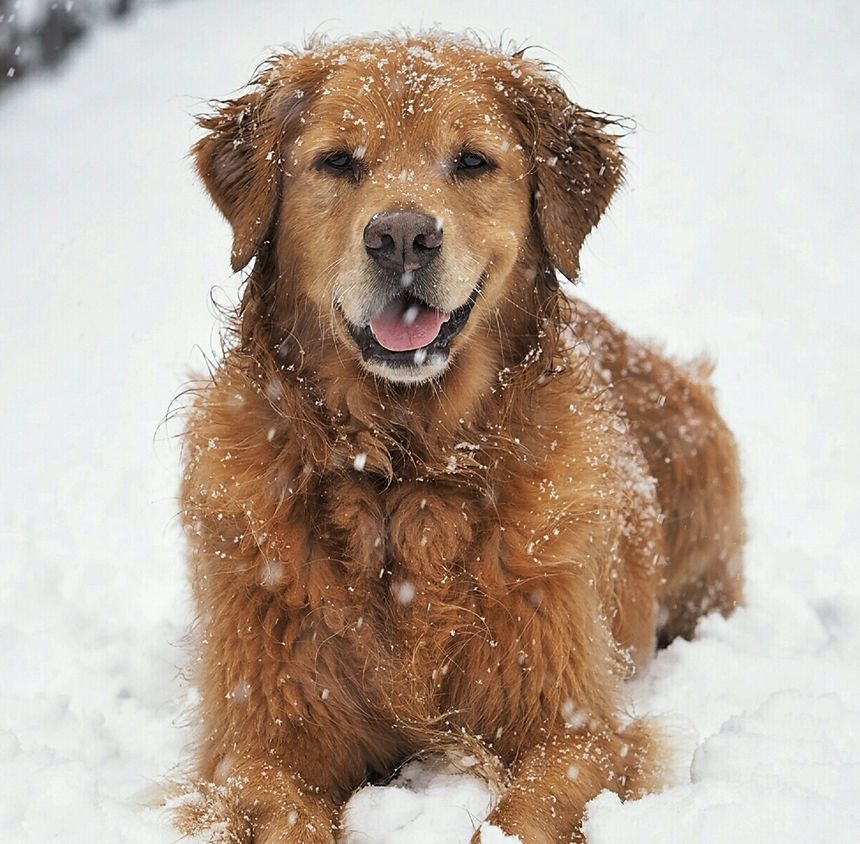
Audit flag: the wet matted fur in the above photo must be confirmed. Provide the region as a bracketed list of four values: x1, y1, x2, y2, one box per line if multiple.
[176, 32, 744, 844]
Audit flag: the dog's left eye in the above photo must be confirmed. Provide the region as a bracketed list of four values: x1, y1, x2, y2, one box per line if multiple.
[456, 151, 492, 174]
[321, 151, 354, 173]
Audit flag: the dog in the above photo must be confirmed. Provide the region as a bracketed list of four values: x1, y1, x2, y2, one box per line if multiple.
[177, 32, 745, 844]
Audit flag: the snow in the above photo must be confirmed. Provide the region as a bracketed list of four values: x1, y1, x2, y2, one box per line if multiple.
[478, 822, 524, 844]
[340, 758, 498, 844]
[1, 1, 858, 843]
[584, 693, 860, 844]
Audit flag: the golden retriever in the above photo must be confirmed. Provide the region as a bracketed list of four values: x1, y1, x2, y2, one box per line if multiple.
[177, 32, 744, 844]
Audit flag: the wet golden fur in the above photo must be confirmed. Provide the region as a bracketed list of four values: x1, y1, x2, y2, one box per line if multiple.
[177, 33, 744, 843]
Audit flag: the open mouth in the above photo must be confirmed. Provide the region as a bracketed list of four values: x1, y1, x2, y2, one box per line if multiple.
[345, 287, 479, 369]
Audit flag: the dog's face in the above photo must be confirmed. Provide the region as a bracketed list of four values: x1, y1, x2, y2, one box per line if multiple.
[277, 54, 534, 384]
[195, 35, 623, 384]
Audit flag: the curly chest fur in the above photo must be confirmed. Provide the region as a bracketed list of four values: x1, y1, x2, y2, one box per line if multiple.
[249, 470, 619, 752]
[183, 361, 665, 769]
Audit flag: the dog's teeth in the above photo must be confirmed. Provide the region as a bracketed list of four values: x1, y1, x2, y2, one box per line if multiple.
[403, 304, 421, 325]
[413, 348, 428, 365]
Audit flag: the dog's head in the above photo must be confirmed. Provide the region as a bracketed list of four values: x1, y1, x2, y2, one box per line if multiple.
[195, 34, 623, 385]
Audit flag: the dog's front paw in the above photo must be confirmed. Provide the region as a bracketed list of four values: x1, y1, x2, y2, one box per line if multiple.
[171, 780, 336, 844]
[257, 810, 336, 844]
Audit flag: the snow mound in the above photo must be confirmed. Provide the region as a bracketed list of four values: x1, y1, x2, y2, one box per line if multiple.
[340, 758, 496, 844]
[584, 692, 860, 844]
[477, 822, 524, 843]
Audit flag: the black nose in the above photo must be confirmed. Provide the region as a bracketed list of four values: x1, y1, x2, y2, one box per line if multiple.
[363, 211, 442, 273]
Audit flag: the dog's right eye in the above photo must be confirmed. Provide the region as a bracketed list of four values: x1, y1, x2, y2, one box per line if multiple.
[455, 150, 493, 175]
[320, 151, 354, 173]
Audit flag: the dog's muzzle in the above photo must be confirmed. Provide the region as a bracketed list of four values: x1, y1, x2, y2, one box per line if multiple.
[344, 286, 480, 372]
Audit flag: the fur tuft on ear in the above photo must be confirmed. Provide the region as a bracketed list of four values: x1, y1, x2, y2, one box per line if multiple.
[534, 102, 626, 283]
[503, 61, 628, 283]
[194, 90, 280, 272]
[193, 57, 323, 272]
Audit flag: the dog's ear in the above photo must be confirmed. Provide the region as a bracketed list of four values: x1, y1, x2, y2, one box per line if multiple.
[194, 90, 279, 272]
[506, 65, 626, 283]
[194, 58, 320, 272]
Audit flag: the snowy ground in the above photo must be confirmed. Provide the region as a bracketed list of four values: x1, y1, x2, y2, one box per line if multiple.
[1, 1, 858, 842]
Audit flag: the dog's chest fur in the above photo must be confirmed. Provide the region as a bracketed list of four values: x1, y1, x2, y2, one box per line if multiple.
[313, 468, 583, 741]
[184, 361, 657, 760]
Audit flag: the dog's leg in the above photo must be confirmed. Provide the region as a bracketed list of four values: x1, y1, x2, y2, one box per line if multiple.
[472, 718, 661, 844]
[177, 734, 351, 844]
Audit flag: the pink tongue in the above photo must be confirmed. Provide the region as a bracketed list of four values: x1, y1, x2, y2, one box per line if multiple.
[370, 299, 450, 352]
